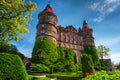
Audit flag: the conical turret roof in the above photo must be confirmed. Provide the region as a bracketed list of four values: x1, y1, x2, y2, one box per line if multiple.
[82, 20, 91, 30]
[43, 4, 53, 13]
[38, 4, 57, 17]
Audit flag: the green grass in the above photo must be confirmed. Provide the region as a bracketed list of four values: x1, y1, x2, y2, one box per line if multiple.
[28, 75, 50, 80]
[47, 71, 82, 77]
[46, 71, 83, 80]
[28, 70, 120, 80]
[28, 71, 83, 80]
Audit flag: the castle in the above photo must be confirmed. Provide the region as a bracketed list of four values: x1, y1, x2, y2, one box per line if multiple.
[36, 4, 94, 62]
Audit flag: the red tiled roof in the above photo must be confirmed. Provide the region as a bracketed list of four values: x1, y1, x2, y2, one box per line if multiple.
[43, 4, 53, 13]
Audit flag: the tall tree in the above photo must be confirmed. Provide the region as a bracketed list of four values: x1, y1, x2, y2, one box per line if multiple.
[82, 46, 99, 66]
[0, 0, 37, 43]
[81, 54, 94, 77]
[97, 45, 110, 59]
[0, 43, 25, 60]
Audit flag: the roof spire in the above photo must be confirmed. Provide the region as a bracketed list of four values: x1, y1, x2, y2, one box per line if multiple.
[82, 19, 90, 30]
[44, 3, 53, 13]
[83, 18, 87, 26]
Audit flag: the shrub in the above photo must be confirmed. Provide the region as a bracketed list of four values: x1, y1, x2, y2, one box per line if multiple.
[0, 53, 28, 80]
[81, 70, 120, 80]
[81, 54, 94, 77]
[99, 59, 110, 71]
[54, 61, 65, 72]
[73, 63, 82, 72]
[31, 64, 49, 73]
[116, 63, 120, 70]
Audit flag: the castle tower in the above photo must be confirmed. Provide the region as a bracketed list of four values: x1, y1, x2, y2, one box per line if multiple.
[81, 20, 94, 46]
[36, 4, 58, 44]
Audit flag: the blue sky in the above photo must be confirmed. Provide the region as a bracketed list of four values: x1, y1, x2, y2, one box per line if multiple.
[11, 0, 120, 64]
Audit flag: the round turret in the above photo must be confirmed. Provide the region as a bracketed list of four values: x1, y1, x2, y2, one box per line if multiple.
[82, 20, 91, 31]
[81, 20, 94, 46]
[36, 4, 58, 44]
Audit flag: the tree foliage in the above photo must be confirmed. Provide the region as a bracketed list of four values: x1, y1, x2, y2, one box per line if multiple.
[0, 0, 37, 42]
[57, 46, 65, 63]
[97, 45, 110, 59]
[82, 46, 100, 68]
[64, 48, 75, 72]
[32, 37, 58, 65]
[31, 64, 50, 73]
[81, 54, 94, 77]
[56, 47, 76, 72]
[82, 46, 99, 63]
[0, 43, 25, 60]
[64, 48, 75, 64]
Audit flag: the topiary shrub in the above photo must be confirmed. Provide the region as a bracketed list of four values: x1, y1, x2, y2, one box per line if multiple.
[81, 54, 94, 77]
[0, 53, 28, 80]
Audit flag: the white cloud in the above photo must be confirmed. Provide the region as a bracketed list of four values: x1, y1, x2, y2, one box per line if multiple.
[105, 0, 119, 4]
[92, 16, 103, 22]
[96, 36, 120, 64]
[90, 2, 100, 10]
[96, 36, 120, 46]
[90, 0, 120, 22]
[110, 53, 120, 64]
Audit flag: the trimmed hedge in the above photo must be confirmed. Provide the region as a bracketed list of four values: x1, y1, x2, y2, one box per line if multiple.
[0, 53, 28, 80]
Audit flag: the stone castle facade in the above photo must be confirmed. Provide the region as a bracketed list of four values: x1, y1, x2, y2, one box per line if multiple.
[36, 4, 95, 62]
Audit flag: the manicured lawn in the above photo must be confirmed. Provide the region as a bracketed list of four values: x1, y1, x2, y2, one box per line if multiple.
[28, 70, 120, 80]
[28, 71, 83, 80]
[28, 75, 50, 80]
[46, 71, 83, 80]
[46, 71, 83, 77]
